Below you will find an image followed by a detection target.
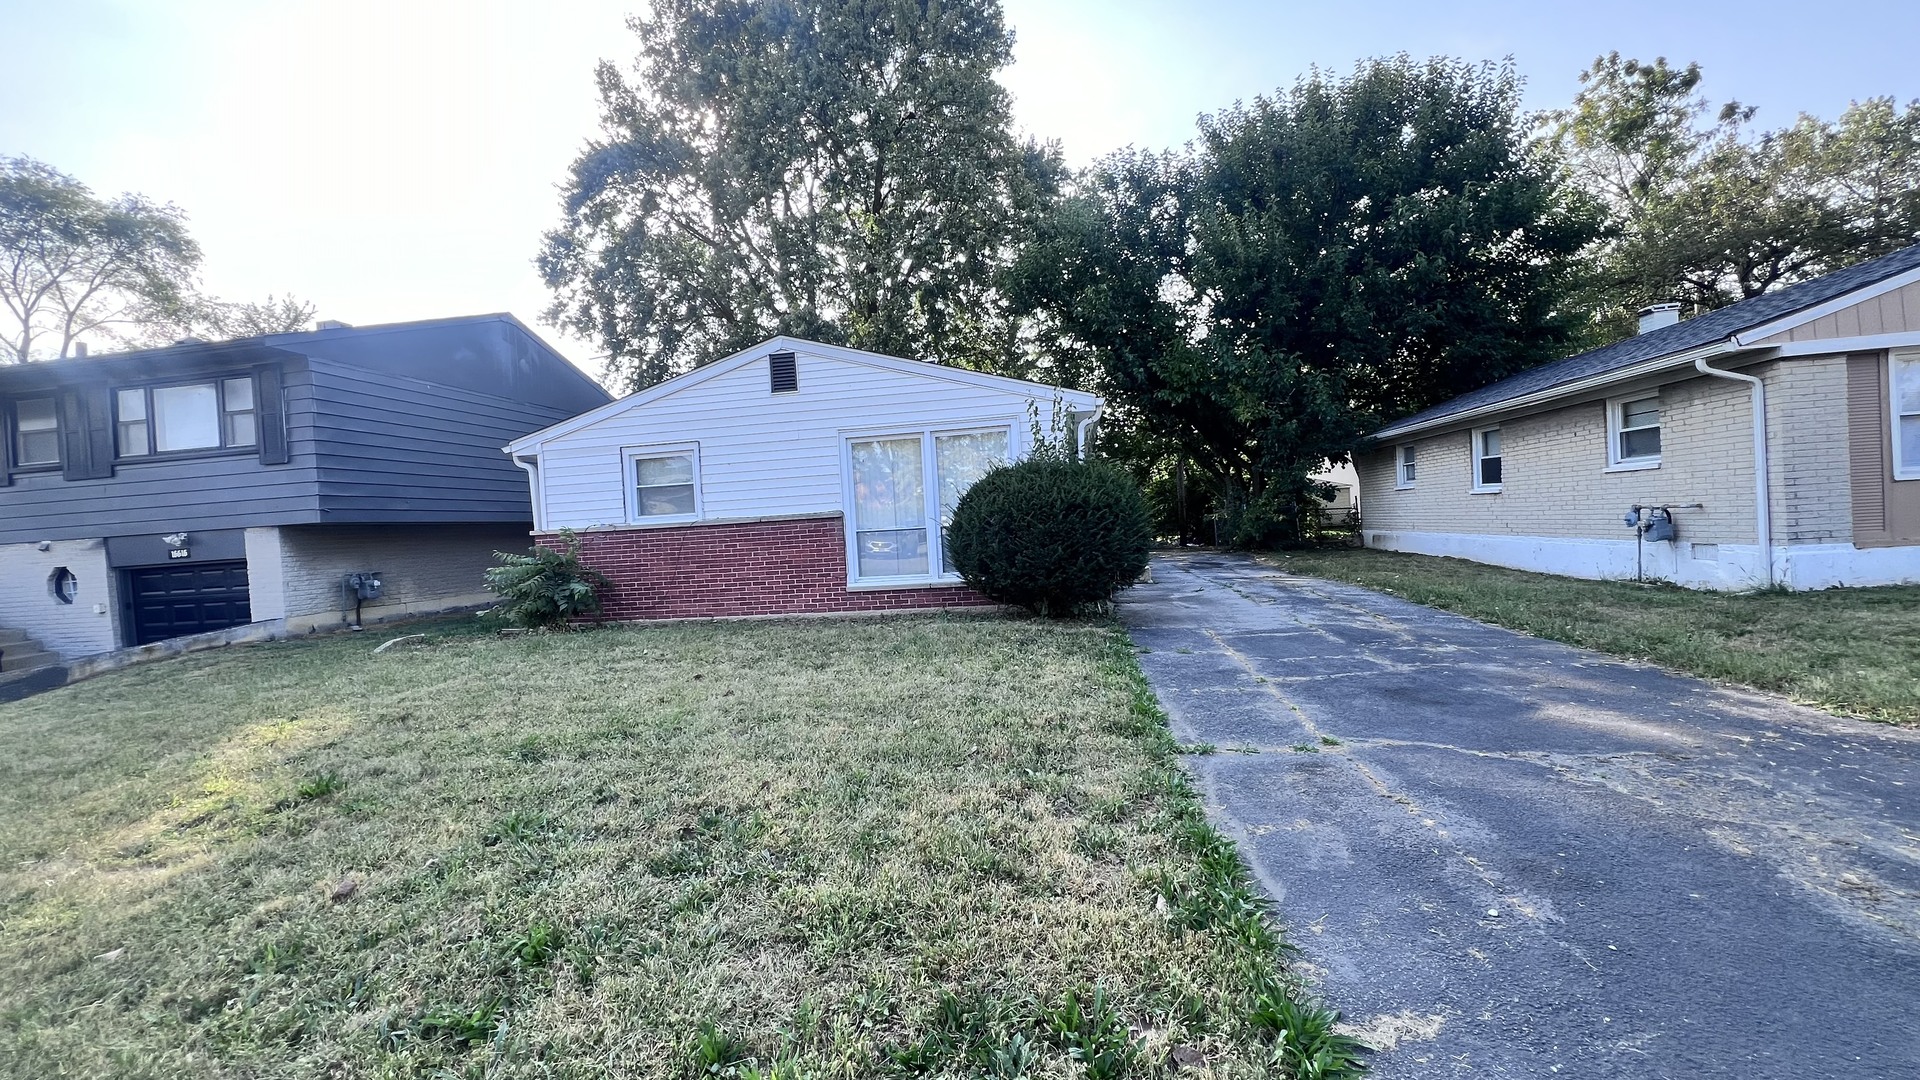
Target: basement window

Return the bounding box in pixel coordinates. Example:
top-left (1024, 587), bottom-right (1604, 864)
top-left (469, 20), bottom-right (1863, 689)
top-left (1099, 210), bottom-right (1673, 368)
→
top-left (769, 351), bottom-right (799, 394)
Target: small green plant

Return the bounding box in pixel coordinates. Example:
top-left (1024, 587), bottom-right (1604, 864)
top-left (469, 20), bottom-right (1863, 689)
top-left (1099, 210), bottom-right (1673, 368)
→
top-left (1039, 986), bottom-right (1139, 1078)
top-left (1250, 981), bottom-right (1369, 1080)
top-left (1319, 735), bottom-right (1341, 747)
top-left (484, 809), bottom-right (553, 846)
top-left (247, 936), bottom-right (307, 976)
top-left (507, 921), bottom-right (564, 967)
top-left (296, 770), bottom-right (343, 800)
top-left (692, 1022), bottom-right (750, 1075)
top-left (414, 998), bottom-right (502, 1046)
top-left (482, 528), bottom-right (612, 629)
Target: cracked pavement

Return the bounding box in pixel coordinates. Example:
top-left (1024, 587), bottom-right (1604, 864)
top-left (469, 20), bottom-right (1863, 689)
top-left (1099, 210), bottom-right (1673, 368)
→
top-left (1120, 551), bottom-right (1920, 1078)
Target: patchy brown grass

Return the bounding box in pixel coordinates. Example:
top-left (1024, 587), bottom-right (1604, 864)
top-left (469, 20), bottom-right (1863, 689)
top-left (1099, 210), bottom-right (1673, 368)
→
top-left (1266, 547), bottom-right (1920, 724)
top-left (0, 614), bottom-right (1331, 1079)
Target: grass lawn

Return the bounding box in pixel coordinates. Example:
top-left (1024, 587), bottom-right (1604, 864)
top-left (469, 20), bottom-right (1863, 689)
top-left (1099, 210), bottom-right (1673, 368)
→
top-left (1265, 547), bottom-right (1920, 724)
top-left (0, 615), bottom-right (1354, 1079)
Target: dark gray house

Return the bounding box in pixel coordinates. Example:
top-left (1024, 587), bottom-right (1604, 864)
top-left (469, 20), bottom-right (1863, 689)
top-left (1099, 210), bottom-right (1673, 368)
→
top-left (0, 314), bottom-right (610, 671)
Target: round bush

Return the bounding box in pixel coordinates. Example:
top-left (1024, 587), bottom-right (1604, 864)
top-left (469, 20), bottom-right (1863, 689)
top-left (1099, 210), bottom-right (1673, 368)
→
top-left (947, 457), bottom-right (1153, 617)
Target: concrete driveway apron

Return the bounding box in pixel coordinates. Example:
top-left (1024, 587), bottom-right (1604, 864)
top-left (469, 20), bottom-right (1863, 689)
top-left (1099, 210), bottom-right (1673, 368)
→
top-left (1121, 551), bottom-right (1920, 1079)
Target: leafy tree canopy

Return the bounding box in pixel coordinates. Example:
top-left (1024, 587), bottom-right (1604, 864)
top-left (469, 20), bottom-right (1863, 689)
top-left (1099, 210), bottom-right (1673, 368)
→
top-left (1543, 53), bottom-right (1920, 339)
top-left (1010, 56), bottom-right (1598, 544)
top-left (540, 0), bottom-right (1062, 391)
top-left (0, 155), bottom-right (200, 362)
top-left (1, 156), bottom-right (318, 361)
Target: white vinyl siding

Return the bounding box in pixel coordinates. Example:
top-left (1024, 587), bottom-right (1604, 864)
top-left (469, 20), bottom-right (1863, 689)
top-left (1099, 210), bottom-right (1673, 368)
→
top-left (533, 349), bottom-right (1064, 529)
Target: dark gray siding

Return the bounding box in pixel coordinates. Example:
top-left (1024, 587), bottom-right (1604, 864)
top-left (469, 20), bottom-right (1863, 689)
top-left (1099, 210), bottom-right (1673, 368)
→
top-left (305, 359), bottom-right (574, 522)
top-left (0, 363), bottom-right (322, 544)
top-left (0, 316), bottom-right (611, 545)
top-left (275, 317), bottom-right (609, 415)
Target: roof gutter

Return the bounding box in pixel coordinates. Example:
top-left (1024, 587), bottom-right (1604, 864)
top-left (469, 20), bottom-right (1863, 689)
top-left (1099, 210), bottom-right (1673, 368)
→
top-left (1370, 338), bottom-right (1747, 442)
top-left (1692, 356), bottom-right (1774, 588)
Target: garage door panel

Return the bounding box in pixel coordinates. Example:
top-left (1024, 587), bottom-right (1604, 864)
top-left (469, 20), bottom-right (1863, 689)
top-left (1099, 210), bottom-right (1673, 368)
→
top-left (128, 560), bottom-right (253, 645)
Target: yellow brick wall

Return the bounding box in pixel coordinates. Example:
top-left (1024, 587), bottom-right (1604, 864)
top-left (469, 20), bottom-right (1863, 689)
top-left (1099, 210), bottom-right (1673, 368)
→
top-left (1357, 357), bottom-right (1859, 548)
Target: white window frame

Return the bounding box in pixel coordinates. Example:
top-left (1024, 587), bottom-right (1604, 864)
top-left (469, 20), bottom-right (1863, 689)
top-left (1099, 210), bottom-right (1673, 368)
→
top-left (1395, 444), bottom-right (1417, 489)
top-left (840, 420), bottom-right (1019, 588)
top-left (622, 442), bottom-right (702, 524)
top-left (1469, 425), bottom-right (1503, 493)
top-left (1892, 348), bottom-right (1920, 481)
top-left (1606, 393), bottom-right (1662, 471)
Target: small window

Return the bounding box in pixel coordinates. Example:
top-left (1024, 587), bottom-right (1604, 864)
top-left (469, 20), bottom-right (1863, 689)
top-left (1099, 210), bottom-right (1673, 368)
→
top-left (222, 377), bottom-right (257, 447)
top-left (1609, 394), bottom-right (1662, 469)
top-left (1396, 444), bottom-right (1417, 488)
top-left (50, 567), bottom-right (78, 605)
top-left (627, 447), bottom-right (700, 521)
top-left (117, 377), bottom-right (257, 457)
top-left (769, 351), bottom-right (799, 394)
top-left (1472, 426), bottom-right (1502, 492)
top-left (12, 397), bottom-right (61, 467)
top-left (1893, 349), bottom-right (1920, 480)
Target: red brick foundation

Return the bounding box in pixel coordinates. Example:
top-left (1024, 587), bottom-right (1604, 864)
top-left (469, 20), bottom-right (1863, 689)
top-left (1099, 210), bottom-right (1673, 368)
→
top-left (543, 516), bottom-right (994, 621)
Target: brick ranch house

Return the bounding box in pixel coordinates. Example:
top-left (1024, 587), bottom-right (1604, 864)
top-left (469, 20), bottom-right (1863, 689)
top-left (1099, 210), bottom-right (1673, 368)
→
top-left (503, 337), bottom-right (1101, 619)
top-left (1358, 241), bottom-right (1920, 590)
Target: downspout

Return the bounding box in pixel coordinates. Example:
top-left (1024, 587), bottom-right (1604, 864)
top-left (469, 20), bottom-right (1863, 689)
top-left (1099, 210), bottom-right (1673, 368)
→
top-left (1693, 357), bottom-right (1774, 587)
top-left (1075, 406), bottom-right (1104, 462)
top-left (511, 454), bottom-right (545, 534)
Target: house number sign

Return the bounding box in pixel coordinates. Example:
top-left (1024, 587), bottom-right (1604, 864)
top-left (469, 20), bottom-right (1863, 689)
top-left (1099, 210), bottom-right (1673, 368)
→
top-left (169, 548), bottom-right (192, 559)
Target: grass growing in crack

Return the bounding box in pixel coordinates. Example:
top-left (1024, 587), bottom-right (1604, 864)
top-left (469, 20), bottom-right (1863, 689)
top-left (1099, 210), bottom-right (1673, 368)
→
top-left (1266, 547), bottom-right (1920, 724)
top-left (0, 614), bottom-right (1363, 1078)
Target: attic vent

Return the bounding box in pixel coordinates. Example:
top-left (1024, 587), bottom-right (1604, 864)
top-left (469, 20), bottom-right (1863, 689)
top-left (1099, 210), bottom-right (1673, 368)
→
top-left (316, 319), bottom-right (352, 331)
top-left (769, 351), bottom-right (798, 394)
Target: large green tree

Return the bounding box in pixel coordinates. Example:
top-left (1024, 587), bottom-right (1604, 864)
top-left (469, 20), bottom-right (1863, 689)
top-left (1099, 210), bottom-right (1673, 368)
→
top-left (0, 156), bottom-right (201, 363)
top-left (1543, 54), bottom-right (1920, 339)
top-left (1011, 57), bottom-right (1597, 544)
top-left (540, 0), bottom-right (1060, 390)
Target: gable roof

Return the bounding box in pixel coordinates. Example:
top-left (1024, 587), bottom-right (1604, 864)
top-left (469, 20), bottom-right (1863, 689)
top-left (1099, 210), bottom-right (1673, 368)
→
top-left (504, 336), bottom-right (1103, 455)
top-left (0, 312), bottom-right (608, 411)
top-left (1374, 241), bottom-right (1920, 440)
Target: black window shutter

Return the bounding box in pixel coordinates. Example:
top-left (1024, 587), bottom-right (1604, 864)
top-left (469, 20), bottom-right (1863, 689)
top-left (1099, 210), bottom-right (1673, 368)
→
top-left (255, 363), bottom-right (289, 465)
top-left (769, 351), bottom-right (798, 393)
top-left (82, 383), bottom-right (115, 478)
top-left (60, 391), bottom-right (90, 481)
top-left (0, 401), bottom-right (12, 487)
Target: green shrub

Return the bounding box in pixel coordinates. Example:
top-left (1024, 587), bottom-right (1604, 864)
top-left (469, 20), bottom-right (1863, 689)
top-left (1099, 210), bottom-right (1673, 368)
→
top-left (481, 528), bottom-right (611, 629)
top-left (946, 457), bottom-right (1152, 617)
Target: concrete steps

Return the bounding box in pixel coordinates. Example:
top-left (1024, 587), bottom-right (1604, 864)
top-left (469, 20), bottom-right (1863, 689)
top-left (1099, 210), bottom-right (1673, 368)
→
top-left (0, 628), bottom-right (61, 679)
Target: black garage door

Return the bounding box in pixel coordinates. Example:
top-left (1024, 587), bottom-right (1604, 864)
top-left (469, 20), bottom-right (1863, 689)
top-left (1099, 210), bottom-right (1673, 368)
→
top-left (127, 562), bottom-right (252, 646)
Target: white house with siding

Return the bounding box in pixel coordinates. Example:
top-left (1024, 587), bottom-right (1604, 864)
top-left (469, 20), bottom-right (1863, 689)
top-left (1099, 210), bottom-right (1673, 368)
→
top-left (503, 337), bottom-right (1101, 620)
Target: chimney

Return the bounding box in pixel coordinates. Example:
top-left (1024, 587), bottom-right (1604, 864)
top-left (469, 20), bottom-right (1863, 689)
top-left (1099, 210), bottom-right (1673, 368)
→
top-left (1637, 303), bottom-right (1681, 335)
top-left (73, 341), bottom-right (88, 358)
top-left (316, 319), bottom-right (352, 330)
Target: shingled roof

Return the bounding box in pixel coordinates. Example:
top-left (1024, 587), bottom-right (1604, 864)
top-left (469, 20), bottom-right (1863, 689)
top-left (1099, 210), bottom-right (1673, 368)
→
top-left (1373, 240), bottom-right (1920, 439)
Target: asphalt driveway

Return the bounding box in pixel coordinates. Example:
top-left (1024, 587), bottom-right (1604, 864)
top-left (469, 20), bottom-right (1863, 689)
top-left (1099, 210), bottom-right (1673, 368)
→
top-left (1122, 551), bottom-right (1920, 1079)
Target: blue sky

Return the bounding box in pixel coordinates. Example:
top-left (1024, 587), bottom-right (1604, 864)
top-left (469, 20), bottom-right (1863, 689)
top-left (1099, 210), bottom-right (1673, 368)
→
top-left (5, 0), bottom-right (1918, 372)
